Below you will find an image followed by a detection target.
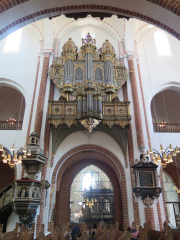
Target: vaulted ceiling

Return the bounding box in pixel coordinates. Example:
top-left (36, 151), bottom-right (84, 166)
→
top-left (0, 0), bottom-right (179, 41)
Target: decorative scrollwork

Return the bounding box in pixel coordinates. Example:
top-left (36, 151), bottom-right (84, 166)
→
top-left (64, 120), bottom-right (75, 128)
top-left (51, 120), bottom-right (63, 128)
top-left (116, 121), bottom-right (129, 128)
top-left (104, 121), bottom-right (115, 128)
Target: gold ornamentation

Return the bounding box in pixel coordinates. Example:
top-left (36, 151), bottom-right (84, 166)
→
top-left (79, 118), bottom-right (101, 132)
top-left (94, 63), bottom-right (103, 70)
top-left (64, 120), bottom-right (75, 128)
top-left (75, 64), bottom-right (83, 69)
top-left (143, 195), bottom-right (154, 207)
top-left (51, 120), bottom-right (63, 128)
top-left (104, 121), bottom-right (115, 128)
top-left (116, 121), bottom-right (129, 128)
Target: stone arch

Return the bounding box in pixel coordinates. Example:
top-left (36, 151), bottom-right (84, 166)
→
top-left (56, 159), bottom-right (123, 228)
top-left (0, 80), bottom-right (26, 128)
top-left (150, 85), bottom-right (180, 130)
top-left (51, 144), bottom-right (129, 227)
top-left (146, 82), bottom-right (180, 132)
top-left (0, 3), bottom-right (180, 41)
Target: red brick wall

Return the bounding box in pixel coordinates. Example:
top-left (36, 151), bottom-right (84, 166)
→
top-left (137, 60), bottom-right (151, 148)
top-left (1, 4), bottom-right (180, 42)
top-left (123, 82), bottom-right (140, 225)
top-left (34, 54), bottom-right (50, 135)
top-left (0, 156), bottom-right (14, 191)
top-left (157, 201), bottom-right (163, 231)
top-left (55, 159), bottom-right (123, 228)
top-left (144, 207), bottom-right (155, 230)
top-left (128, 57), bottom-right (145, 149)
top-left (51, 144), bottom-right (129, 227)
top-left (26, 56), bottom-right (40, 145)
top-left (36, 80), bottom-right (54, 236)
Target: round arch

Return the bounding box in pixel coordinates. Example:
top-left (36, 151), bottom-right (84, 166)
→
top-left (56, 159), bottom-right (123, 227)
top-left (0, 2), bottom-right (180, 41)
top-left (50, 144), bottom-right (129, 227)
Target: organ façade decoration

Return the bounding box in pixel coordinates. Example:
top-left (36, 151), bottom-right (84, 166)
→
top-left (48, 33), bottom-right (131, 161)
top-left (132, 154), bottom-right (162, 207)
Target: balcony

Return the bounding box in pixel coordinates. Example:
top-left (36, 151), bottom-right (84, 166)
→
top-left (0, 121), bottom-right (23, 130)
top-left (153, 123), bottom-right (180, 132)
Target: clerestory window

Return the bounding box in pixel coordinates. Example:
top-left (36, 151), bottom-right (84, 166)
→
top-left (154, 31), bottom-right (172, 57)
top-left (3, 28), bottom-right (22, 53)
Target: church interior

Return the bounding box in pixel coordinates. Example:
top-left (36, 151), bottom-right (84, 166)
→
top-left (0, 1), bottom-right (180, 240)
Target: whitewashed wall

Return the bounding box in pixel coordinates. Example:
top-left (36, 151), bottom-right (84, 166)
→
top-left (137, 26), bottom-right (180, 150)
top-left (0, 27), bottom-right (40, 160)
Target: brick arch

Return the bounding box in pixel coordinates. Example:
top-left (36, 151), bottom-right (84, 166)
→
top-left (51, 144), bottom-right (129, 227)
top-left (1, 3), bottom-right (180, 41)
top-left (56, 159), bottom-right (123, 228)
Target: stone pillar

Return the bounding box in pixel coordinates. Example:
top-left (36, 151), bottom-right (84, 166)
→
top-left (136, 59), bottom-right (151, 148)
top-left (34, 52), bottom-right (50, 136)
top-left (36, 81), bottom-right (54, 236)
top-left (26, 56), bottom-right (41, 145)
top-left (123, 82), bottom-right (140, 226)
top-left (127, 54), bottom-right (145, 152)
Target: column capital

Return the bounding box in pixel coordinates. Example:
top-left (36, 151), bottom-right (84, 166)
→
top-left (127, 51), bottom-right (135, 61)
top-left (43, 51), bottom-right (51, 58)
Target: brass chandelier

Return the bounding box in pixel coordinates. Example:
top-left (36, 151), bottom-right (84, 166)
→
top-left (0, 143), bottom-right (31, 168)
top-left (146, 144), bottom-right (180, 167)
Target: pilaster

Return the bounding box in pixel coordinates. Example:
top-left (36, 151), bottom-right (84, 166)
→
top-left (34, 52), bottom-right (51, 136)
top-left (123, 82), bottom-right (140, 226)
top-left (127, 54), bottom-right (145, 152)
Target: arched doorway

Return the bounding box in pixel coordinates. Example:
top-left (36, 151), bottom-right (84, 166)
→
top-left (70, 164), bottom-right (114, 225)
top-left (55, 159), bottom-right (123, 229)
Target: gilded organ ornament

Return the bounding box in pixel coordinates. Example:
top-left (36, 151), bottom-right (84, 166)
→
top-left (48, 33), bottom-right (131, 133)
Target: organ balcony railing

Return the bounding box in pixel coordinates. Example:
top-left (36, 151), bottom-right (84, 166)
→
top-left (0, 121), bottom-right (23, 130)
top-left (153, 123), bottom-right (180, 133)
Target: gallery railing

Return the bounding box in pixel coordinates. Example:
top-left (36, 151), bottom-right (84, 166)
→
top-left (0, 121), bottom-right (23, 130)
top-left (153, 123), bottom-right (180, 133)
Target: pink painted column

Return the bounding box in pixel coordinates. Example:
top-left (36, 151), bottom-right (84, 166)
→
top-left (26, 56), bottom-right (41, 145)
top-left (34, 52), bottom-right (50, 136)
top-left (128, 54), bottom-right (145, 152)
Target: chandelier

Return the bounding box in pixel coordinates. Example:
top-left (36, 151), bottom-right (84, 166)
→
top-left (0, 143), bottom-right (31, 168)
top-left (85, 198), bottom-right (94, 208)
top-left (158, 120), bottom-right (166, 128)
top-left (146, 144), bottom-right (180, 167)
top-left (6, 118), bottom-right (17, 125)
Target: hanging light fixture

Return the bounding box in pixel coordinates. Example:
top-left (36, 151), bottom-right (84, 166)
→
top-left (146, 144), bottom-right (180, 167)
top-left (6, 118), bottom-right (17, 125)
top-left (0, 144), bottom-right (31, 168)
top-left (158, 120), bottom-right (166, 128)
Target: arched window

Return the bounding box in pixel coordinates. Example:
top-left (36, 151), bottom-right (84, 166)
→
top-left (162, 172), bottom-right (179, 228)
top-left (70, 165), bottom-right (114, 223)
top-left (0, 86), bottom-right (25, 130)
top-left (3, 29), bottom-right (22, 53)
top-left (95, 67), bottom-right (102, 82)
top-left (150, 89), bottom-right (180, 132)
top-left (154, 31), bottom-right (172, 57)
